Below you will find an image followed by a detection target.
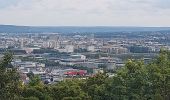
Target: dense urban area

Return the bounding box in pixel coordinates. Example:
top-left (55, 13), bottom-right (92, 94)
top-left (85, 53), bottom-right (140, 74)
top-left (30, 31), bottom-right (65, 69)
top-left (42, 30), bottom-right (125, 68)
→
top-left (0, 27), bottom-right (170, 100)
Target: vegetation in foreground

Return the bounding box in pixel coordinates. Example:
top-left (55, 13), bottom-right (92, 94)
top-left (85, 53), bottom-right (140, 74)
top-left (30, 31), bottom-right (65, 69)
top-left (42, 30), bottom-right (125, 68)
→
top-left (0, 50), bottom-right (170, 100)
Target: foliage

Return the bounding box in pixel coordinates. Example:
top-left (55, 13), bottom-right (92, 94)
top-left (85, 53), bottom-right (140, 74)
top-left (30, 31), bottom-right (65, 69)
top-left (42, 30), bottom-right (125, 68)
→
top-left (28, 75), bottom-right (43, 87)
top-left (0, 52), bottom-right (21, 100)
top-left (50, 80), bottom-right (91, 100)
top-left (0, 50), bottom-right (170, 100)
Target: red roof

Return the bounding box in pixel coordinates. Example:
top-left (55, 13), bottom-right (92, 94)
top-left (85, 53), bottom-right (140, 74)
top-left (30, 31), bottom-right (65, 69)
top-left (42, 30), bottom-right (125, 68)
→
top-left (64, 70), bottom-right (87, 76)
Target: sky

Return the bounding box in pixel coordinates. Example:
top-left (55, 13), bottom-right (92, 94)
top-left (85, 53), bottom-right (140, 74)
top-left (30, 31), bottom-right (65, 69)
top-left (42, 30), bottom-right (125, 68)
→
top-left (0, 0), bottom-right (170, 26)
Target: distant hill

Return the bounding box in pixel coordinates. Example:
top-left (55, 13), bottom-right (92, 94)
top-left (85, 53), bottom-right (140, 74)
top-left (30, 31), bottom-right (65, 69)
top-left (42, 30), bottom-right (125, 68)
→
top-left (0, 25), bottom-right (170, 33)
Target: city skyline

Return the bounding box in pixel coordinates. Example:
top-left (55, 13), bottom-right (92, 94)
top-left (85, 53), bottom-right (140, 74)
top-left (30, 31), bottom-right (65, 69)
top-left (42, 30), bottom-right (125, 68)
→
top-left (0, 0), bottom-right (170, 26)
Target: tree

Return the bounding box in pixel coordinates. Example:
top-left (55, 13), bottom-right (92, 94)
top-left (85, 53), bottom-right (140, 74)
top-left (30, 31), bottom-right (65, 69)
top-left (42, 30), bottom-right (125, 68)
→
top-left (145, 50), bottom-right (170, 100)
top-left (83, 73), bottom-right (109, 100)
top-left (50, 80), bottom-right (91, 100)
top-left (106, 60), bottom-right (147, 100)
top-left (0, 50), bottom-right (170, 100)
top-left (107, 50), bottom-right (170, 100)
top-left (0, 52), bottom-right (21, 99)
top-left (28, 75), bottom-right (43, 87)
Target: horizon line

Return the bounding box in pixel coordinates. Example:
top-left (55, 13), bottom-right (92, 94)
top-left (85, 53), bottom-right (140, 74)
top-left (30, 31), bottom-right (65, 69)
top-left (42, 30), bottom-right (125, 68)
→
top-left (1, 24), bottom-right (170, 28)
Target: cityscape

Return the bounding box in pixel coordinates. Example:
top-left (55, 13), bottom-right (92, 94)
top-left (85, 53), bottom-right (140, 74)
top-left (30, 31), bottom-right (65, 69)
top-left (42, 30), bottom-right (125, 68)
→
top-left (0, 0), bottom-right (170, 100)
top-left (0, 26), bottom-right (170, 84)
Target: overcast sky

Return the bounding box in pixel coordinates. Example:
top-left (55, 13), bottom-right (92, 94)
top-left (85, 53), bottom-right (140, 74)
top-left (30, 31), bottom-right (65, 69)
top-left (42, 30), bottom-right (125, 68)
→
top-left (0, 0), bottom-right (170, 26)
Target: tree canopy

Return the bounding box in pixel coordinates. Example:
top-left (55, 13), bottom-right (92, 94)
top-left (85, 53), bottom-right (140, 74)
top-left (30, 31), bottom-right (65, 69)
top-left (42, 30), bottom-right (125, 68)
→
top-left (0, 50), bottom-right (170, 100)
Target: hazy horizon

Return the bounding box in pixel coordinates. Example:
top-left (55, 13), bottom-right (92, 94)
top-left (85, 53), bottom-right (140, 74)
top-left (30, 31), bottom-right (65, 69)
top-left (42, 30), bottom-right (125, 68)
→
top-left (1, 24), bottom-right (170, 27)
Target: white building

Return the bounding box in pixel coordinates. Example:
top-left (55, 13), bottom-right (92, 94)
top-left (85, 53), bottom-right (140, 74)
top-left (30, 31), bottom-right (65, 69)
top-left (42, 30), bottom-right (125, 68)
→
top-left (65, 45), bottom-right (74, 53)
top-left (87, 46), bottom-right (95, 52)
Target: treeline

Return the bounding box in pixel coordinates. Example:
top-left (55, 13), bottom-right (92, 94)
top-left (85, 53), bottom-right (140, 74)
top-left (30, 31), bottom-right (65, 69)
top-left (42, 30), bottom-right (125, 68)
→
top-left (0, 50), bottom-right (170, 100)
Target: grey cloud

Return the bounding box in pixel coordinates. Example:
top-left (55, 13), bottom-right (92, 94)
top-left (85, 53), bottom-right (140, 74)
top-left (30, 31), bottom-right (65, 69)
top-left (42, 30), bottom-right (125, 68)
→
top-left (0, 0), bottom-right (170, 26)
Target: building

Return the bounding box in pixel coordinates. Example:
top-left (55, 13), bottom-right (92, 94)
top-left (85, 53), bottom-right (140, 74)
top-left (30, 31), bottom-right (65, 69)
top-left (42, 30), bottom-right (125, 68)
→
top-left (65, 45), bottom-right (74, 53)
top-left (59, 54), bottom-right (86, 65)
top-left (87, 45), bottom-right (95, 52)
top-left (101, 45), bottom-right (128, 54)
top-left (12, 60), bottom-right (45, 74)
top-left (95, 57), bottom-right (116, 70)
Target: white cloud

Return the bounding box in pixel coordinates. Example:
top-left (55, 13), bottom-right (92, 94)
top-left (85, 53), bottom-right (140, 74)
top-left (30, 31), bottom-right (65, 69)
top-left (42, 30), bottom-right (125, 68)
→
top-left (0, 0), bottom-right (170, 26)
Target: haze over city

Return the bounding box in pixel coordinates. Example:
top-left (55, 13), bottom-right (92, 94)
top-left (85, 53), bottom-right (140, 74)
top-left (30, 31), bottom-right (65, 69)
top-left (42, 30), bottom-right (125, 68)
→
top-left (0, 0), bottom-right (170, 26)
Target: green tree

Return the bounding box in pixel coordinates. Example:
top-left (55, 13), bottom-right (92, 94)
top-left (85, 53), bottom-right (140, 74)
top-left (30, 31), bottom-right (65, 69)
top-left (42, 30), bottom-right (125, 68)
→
top-left (28, 75), bottom-right (43, 87)
top-left (50, 80), bottom-right (90, 100)
top-left (145, 50), bottom-right (170, 100)
top-left (83, 73), bottom-right (109, 100)
top-left (107, 60), bottom-right (147, 100)
top-left (107, 50), bottom-right (170, 100)
top-left (0, 53), bottom-right (21, 99)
